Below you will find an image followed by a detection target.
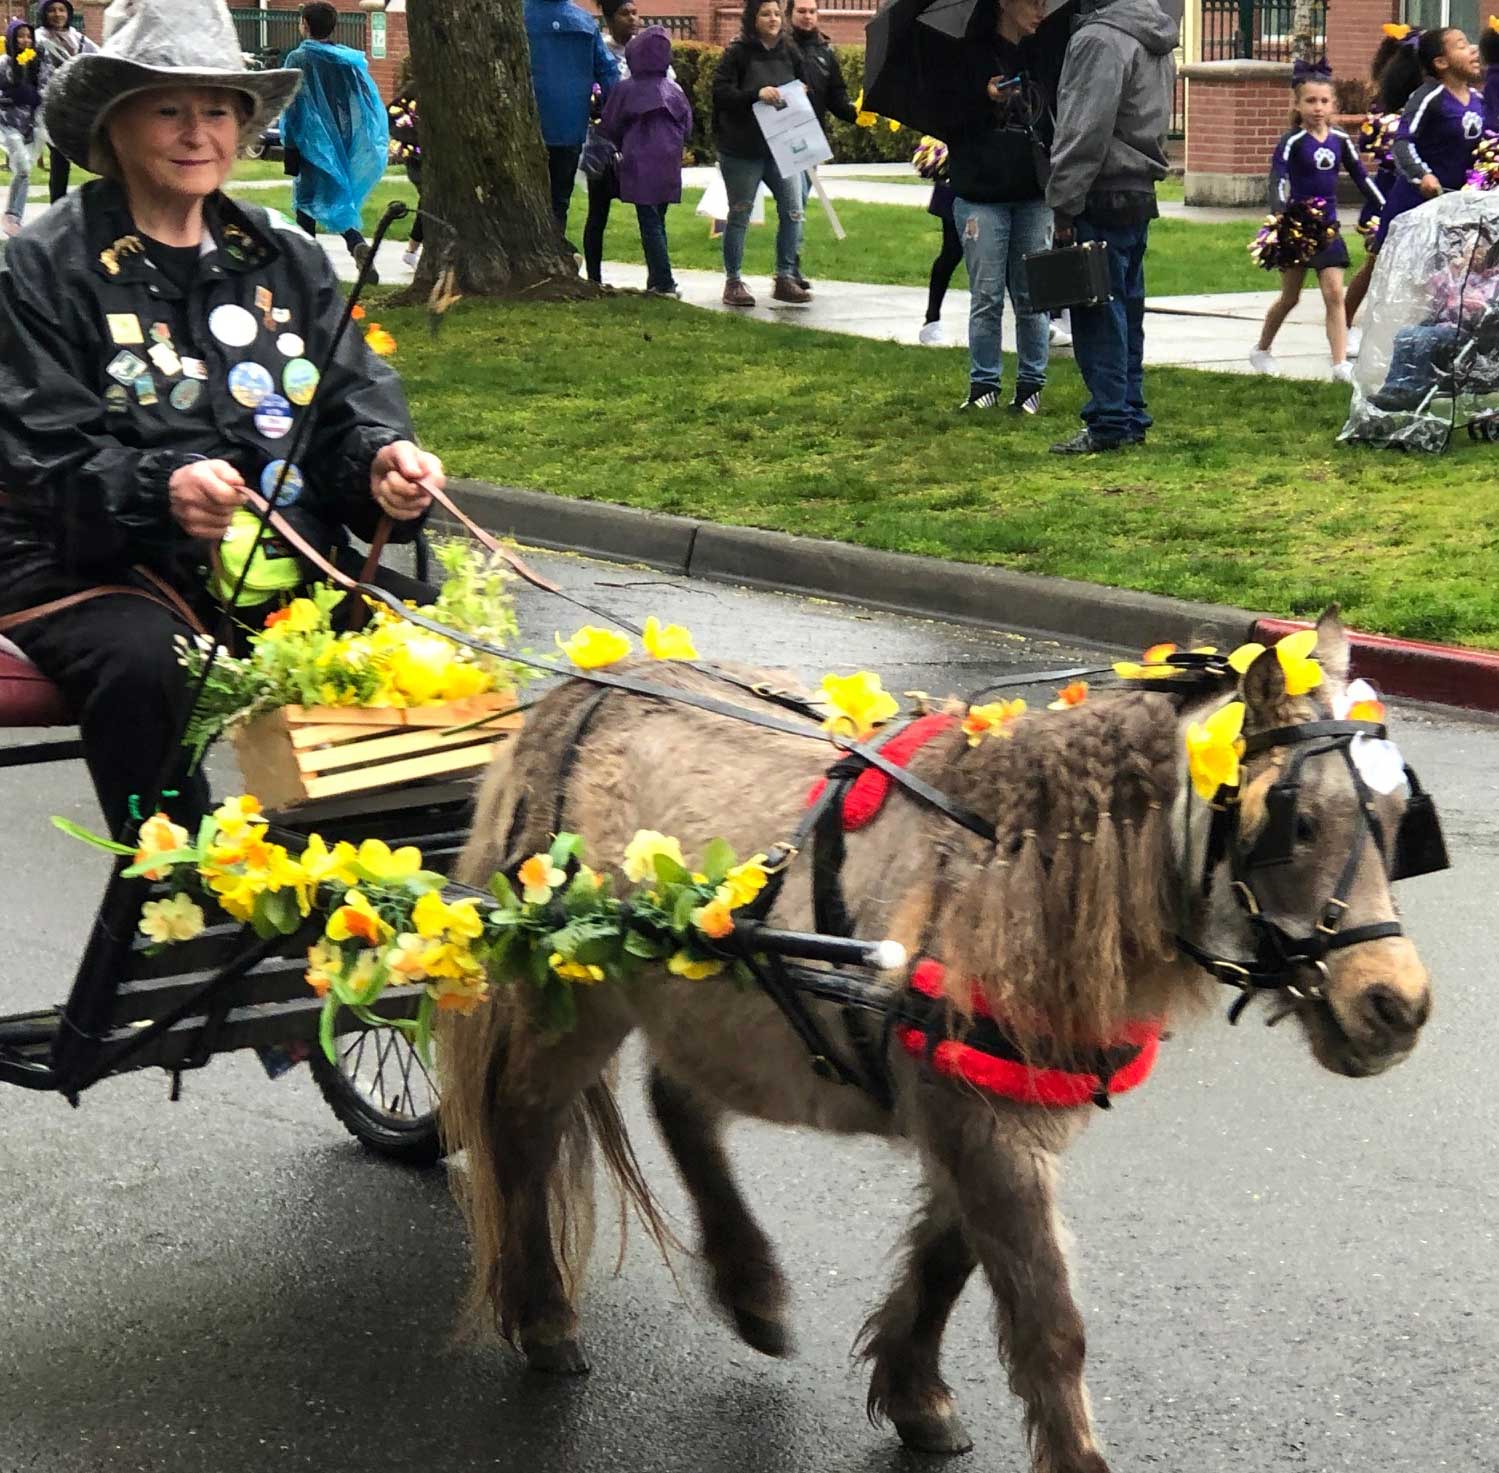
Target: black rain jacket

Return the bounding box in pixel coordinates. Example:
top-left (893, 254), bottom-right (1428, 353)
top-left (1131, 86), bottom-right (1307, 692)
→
top-left (0, 179), bottom-right (421, 617)
top-left (789, 27), bottom-right (857, 132)
top-left (711, 35), bottom-right (808, 161)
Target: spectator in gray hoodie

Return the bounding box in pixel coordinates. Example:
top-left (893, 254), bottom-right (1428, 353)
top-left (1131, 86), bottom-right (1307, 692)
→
top-left (1044, 0), bottom-right (1177, 454)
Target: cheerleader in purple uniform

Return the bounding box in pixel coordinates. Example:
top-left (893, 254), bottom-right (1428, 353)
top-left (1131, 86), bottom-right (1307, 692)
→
top-left (1481, 17), bottom-right (1499, 123)
top-left (1375, 27), bottom-right (1485, 248)
top-left (1249, 61), bottom-right (1383, 382)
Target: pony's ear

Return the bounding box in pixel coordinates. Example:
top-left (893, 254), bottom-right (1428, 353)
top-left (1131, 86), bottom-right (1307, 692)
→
top-left (1241, 643), bottom-right (1287, 721)
top-left (1314, 604), bottom-right (1351, 689)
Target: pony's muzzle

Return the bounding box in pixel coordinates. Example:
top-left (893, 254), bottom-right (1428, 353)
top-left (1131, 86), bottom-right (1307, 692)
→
top-left (1357, 980), bottom-right (1431, 1047)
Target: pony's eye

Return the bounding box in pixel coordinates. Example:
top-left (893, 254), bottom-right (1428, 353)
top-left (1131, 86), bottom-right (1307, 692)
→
top-left (1295, 815), bottom-right (1318, 846)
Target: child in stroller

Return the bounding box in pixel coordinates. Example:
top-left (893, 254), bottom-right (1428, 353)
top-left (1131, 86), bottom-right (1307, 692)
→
top-left (1370, 239), bottom-right (1499, 410)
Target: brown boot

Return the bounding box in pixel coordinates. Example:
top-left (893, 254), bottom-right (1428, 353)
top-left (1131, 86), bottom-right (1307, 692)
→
top-left (722, 278), bottom-right (756, 308)
top-left (772, 274), bottom-right (812, 304)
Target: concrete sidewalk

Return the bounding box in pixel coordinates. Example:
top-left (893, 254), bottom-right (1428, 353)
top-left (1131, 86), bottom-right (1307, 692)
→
top-left (346, 232), bottom-right (1338, 381)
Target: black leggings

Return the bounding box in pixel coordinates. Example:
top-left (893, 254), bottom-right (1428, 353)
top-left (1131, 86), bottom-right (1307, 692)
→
top-left (582, 168), bottom-right (615, 283)
top-left (49, 149), bottom-right (69, 203)
top-left (926, 211), bottom-right (964, 325)
top-left (296, 210), bottom-right (367, 252)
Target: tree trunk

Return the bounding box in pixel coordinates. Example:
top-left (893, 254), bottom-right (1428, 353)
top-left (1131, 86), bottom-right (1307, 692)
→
top-left (1290, 0), bottom-right (1318, 64)
top-left (404, 0), bottom-right (582, 299)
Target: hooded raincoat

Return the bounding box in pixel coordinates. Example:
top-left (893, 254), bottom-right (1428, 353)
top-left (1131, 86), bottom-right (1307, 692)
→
top-left (1045, 0), bottom-right (1178, 226)
top-left (599, 27), bottom-right (692, 206)
top-left (0, 21), bottom-right (47, 149)
top-left (281, 38), bottom-right (388, 234)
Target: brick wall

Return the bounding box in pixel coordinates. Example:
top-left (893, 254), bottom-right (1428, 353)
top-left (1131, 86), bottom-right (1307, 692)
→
top-left (637, 0), bottom-right (870, 46)
top-left (1324, 0), bottom-right (1397, 83)
top-left (1182, 61), bottom-right (1292, 205)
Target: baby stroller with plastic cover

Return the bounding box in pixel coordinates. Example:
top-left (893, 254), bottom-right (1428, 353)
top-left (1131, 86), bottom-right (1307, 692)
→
top-left (1339, 191), bottom-right (1499, 452)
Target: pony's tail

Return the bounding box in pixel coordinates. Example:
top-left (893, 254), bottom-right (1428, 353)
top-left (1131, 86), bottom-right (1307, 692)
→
top-left (440, 991), bottom-right (674, 1343)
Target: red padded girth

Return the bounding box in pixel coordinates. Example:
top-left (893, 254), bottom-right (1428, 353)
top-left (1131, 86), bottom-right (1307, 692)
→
top-left (897, 958), bottom-right (1162, 1108)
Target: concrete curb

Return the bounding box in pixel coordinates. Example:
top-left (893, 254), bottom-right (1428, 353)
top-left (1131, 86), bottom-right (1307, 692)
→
top-left (447, 481), bottom-right (1499, 715)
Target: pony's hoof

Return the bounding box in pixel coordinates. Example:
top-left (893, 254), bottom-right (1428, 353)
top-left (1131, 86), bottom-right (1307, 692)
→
top-left (893, 1409), bottom-right (974, 1456)
top-left (523, 1336), bottom-right (591, 1375)
top-left (731, 1306), bottom-right (794, 1358)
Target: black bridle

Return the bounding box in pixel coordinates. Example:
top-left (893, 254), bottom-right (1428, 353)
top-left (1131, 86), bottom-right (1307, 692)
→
top-left (1174, 716), bottom-right (1450, 1022)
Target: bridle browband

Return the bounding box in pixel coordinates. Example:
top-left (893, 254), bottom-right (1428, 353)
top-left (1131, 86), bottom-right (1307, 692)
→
top-left (1174, 715), bottom-right (1449, 1023)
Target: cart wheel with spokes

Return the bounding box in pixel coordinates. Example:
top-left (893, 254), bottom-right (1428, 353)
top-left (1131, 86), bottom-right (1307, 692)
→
top-left (309, 1025), bottom-right (445, 1167)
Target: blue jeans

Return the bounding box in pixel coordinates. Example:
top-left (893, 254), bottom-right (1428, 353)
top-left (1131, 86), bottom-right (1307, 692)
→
top-left (1069, 216), bottom-right (1152, 444)
top-left (951, 197), bottom-right (1051, 392)
top-left (637, 203), bottom-right (676, 293)
top-left (719, 151), bottom-right (803, 280)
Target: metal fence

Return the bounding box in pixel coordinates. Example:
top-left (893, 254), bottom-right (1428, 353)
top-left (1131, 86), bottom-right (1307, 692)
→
top-left (229, 7), bottom-right (367, 67)
top-left (1199, 0), bottom-right (1326, 61)
top-left (643, 13), bottom-right (697, 36)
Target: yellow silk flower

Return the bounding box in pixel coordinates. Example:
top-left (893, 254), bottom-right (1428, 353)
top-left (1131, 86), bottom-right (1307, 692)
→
top-left (642, 615), bottom-right (698, 661)
top-left (134, 813), bottom-right (191, 881)
top-left (691, 897), bottom-right (735, 940)
top-left (557, 625), bottom-right (632, 669)
top-left (622, 830), bottom-right (686, 884)
top-left (667, 950), bottom-right (725, 980)
top-left (1047, 682), bottom-right (1088, 711)
top-left (517, 853), bottom-right (566, 904)
top-left (1184, 701), bottom-right (1246, 801)
top-left (821, 671), bottom-right (899, 739)
top-left (1227, 629), bottom-right (1322, 695)
top-left (364, 323), bottom-right (397, 356)
top-left (962, 698), bottom-right (1026, 745)
top-left (138, 894), bottom-right (205, 945)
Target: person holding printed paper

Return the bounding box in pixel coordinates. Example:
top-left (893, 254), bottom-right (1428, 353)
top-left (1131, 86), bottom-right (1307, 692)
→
top-left (787, 0), bottom-right (856, 289)
top-left (712, 0), bottom-right (810, 307)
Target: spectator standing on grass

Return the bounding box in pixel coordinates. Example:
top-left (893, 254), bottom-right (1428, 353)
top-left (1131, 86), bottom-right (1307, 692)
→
top-left (787, 0), bottom-right (855, 290)
top-left (600, 25), bottom-right (691, 297)
top-left (526, 0), bottom-right (619, 253)
top-left (582, 0), bottom-right (638, 285)
top-left (1045, 0), bottom-right (1177, 454)
top-left (33, 0), bottom-right (93, 204)
top-left (943, 0), bottom-right (1075, 414)
top-left (712, 0), bottom-right (810, 308)
top-left (282, 1), bottom-right (388, 282)
top-left (0, 20), bottom-right (47, 237)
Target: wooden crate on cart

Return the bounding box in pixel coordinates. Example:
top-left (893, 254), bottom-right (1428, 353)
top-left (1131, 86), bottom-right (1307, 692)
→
top-left (231, 692), bottom-right (521, 809)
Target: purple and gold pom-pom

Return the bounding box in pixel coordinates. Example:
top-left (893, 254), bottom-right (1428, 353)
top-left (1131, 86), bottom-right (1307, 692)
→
top-left (1248, 197), bottom-right (1338, 270)
top-left (1466, 133), bottom-right (1499, 191)
top-left (912, 136), bottom-right (949, 181)
top-left (1359, 111), bottom-right (1401, 168)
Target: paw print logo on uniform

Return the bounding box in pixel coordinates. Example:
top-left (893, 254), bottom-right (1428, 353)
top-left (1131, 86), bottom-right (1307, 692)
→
top-left (1464, 110), bottom-right (1484, 140)
top-left (1313, 146), bottom-right (1336, 171)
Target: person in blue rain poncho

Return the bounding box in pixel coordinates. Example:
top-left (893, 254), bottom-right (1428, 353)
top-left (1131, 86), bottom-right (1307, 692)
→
top-left (281, 1), bottom-right (388, 280)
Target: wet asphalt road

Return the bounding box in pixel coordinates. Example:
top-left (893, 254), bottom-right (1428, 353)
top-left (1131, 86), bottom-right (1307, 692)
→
top-left (1, 553), bottom-right (1497, 1473)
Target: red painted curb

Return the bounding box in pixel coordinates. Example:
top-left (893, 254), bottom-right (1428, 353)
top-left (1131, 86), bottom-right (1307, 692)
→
top-left (1253, 617), bottom-right (1499, 715)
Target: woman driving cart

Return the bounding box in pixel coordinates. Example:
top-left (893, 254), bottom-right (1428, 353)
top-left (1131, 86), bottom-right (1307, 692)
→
top-left (0, 0), bottom-right (443, 838)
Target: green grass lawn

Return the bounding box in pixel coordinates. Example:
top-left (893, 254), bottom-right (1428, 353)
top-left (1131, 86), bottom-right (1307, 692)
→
top-left (371, 292), bottom-right (1499, 648)
top-left (251, 178), bottom-right (1267, 296)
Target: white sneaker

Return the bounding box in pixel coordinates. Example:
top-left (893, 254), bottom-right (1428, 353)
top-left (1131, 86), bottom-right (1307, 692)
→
top-left (1049, 319), bottom-right (1072, 347)
top-left (1248, 348), bottom-right (1280, 376)
top-left (401, 247), bottom-right (420, 269)
top-left (918, 320), bottom-right (946, 346)
top-left (1346, 326), bottom-right (1362, 359)
top-left (1331, 361), bottom-right (1354, 384)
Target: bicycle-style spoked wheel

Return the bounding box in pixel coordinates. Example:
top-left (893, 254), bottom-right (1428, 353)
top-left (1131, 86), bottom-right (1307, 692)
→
top-left (308, 1024), bottom-right (445, 1167)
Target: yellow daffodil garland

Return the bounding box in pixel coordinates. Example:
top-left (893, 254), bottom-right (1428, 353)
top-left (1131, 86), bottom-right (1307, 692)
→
top-left (56, 796), bottom-right (776, 1057)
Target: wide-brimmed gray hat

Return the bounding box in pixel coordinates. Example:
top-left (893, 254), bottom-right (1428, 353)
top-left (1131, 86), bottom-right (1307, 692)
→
top-left (43, 0), bottom-right (302, 174)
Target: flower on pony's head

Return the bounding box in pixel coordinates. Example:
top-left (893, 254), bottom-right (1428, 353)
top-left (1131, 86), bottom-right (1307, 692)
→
top-left (820, 671), bottom-right (899, 740)
top-left (1047, 682), bottom-right (1089, 711)
top-left (1227, 629), bottom-right (1323, 696)
top-left (692, 897), bottom-right (735, 940)
top-left (717, 854), bottom-right (769, 910)
top-left (517, 853), bottom-right (566, 904)
top-left (1184, 701), bottom-right (1246, 801)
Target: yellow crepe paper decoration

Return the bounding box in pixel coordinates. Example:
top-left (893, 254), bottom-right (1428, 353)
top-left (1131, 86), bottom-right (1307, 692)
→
top-left (821, 671), bottom-right (900, 740)
top-left (557, 625), bottom-right (632, 669)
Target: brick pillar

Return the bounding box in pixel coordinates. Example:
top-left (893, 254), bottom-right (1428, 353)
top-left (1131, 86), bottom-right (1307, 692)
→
top-left (78, 0), bottom-right (106, 43)
top-left (1325, 0), bottom-right (1397, 83)
top-left (1181, 58), bottom-right (1292, 207)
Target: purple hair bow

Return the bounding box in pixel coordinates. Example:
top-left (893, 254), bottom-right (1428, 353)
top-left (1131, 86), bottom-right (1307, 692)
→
top-left (1291, 56), bottom-right (1333, 86)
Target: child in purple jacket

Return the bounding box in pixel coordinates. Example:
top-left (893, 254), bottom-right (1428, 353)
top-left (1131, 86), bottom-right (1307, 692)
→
top-left (600, 26), bottom-right (693, 296)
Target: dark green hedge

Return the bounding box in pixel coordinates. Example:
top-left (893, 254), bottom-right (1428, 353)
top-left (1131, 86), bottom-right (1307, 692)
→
top-left (672, 40), bottom-right (923, 166)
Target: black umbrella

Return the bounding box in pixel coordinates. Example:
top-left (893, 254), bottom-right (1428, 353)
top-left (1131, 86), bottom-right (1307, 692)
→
top-left (861, 0), bottom-right (998, 139)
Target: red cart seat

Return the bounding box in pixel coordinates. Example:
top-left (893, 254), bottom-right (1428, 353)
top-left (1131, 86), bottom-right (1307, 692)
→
top-left (0, 633), bottom-right (71, 727)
